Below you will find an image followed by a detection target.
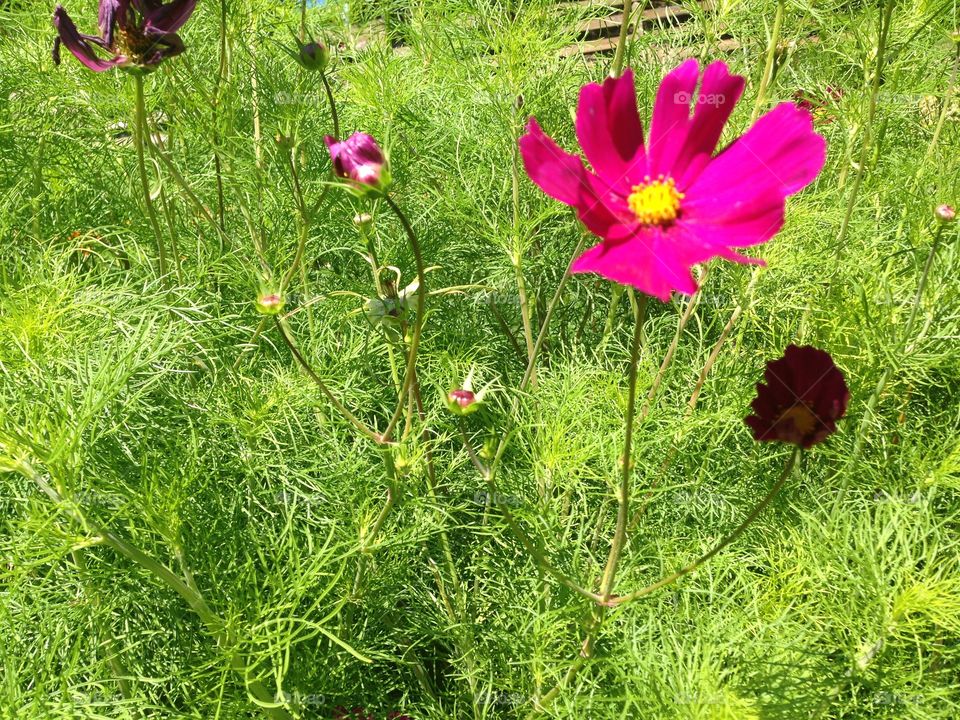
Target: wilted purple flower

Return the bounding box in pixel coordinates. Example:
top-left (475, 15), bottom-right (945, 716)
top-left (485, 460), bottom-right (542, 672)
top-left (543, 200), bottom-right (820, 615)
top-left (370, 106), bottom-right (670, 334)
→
top-left (52, 0), bottom-right (197, 73)
top-left (324, 132), bottom-right (390, 194)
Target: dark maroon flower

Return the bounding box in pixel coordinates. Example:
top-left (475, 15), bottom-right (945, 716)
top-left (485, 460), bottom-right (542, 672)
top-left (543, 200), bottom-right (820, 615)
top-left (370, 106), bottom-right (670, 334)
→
top-left (52, 0), bottom-right (197, 73)
top-left (324, 132), bottom-right (390, 193)
top-left (745, 344), bottom-right (849, 449)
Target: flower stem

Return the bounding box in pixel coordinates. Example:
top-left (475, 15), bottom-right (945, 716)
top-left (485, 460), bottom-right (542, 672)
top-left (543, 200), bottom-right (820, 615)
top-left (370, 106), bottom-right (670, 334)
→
top-left (321, 72), bottom-right (340, 141)
top-left (609, 447), bottom-right (800, 606)
top-left (70, 548), bottom-right (139, 714)
top-left (893, 42), bottom-right (959, 243)
top-left (641, 267), bottom-right (708, 420)
top-left (834, 0), bottom-right (895, 261)
top-left (350, 462), bottom-right (397, 599)
top-left (480, 237), bottom-right (602, 601)
top-left (750, 0), bottom-right (785, 123)
top-left (578, 294), bottom-right (646, 663)
top-left (686, 269), bottom-right (760, 414)
top-left (609, 0), bottom-right (635, 79)
top-left (381, 195), bottom-right (428, 443)
top-left (213, 0), bottom-right (229, 237)
top-left (273, 317), bottom-right (381, 442)
top-left (18, 459), bottom-right (292, 720)
top-left (598, 293), bottom-right (647, 602)
top-left (132, 74), bottom-right (168, 281)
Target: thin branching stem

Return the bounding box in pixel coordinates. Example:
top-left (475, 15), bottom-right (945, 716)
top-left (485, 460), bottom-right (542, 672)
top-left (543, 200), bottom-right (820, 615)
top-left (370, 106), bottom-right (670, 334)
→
top-left (273, 317), bottom-right (381, 442)
top-left (132, 74), bottom-right (168, 281)
top-left (381, 195), bottom-right (428, 442)
top-left (750, 0), bottom-right (785, 123)
top-left (611, 448), bottom-right (800, 605)
top-left (832, 220), bottom-right (948, 516)
top-left (16, 459), bottom-right (292, 720)
top-left (834, 0), bottom-right (895, 259)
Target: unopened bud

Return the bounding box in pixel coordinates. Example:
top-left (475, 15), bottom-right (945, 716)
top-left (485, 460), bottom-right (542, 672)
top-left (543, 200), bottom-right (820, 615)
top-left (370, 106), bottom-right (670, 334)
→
top-left (935, 204), bottom-right (956, 223)
top-left (298, 41), bottom-right (329, 72)
top-left (446, 367), bottom-right (491, 416)
top-left (448, 389), bottom-right (476, 410)
top-left (256, 293), bottom-right (285, 315)
top-left (354, 212), bottom-right (374, 231)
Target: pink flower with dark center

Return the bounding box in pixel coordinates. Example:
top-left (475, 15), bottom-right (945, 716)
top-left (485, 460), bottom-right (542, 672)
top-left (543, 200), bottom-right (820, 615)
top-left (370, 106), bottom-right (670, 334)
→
top-left (745, 344), bottom-right (849, 449)
top-left (519, 60), bottom-right (827, 301)
top-left (324, 132), bottom-right (389, 191)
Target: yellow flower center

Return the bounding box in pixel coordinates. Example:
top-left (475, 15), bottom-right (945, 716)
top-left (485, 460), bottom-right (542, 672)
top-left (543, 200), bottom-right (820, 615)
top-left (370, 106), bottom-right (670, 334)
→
top-left (627, 175), bottom-right (684, 225)
top-left (778, 405), bottom-right (818, 435)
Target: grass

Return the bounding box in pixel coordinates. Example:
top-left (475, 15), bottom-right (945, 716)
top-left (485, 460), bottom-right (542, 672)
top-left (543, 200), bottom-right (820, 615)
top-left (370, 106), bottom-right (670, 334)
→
top-left (2, 0), bottom-right (960, 717)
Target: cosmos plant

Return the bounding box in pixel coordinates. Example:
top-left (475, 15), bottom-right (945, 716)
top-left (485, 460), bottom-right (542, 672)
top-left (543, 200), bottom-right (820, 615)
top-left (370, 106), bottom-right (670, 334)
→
top-left (519, 60), bottom-right (826, 300)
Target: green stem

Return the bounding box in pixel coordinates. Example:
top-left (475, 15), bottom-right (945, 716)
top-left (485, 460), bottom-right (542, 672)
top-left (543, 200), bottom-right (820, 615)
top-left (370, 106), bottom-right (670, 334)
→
top-left (381, 196), bottom-right (428, 443)
top-left (610, 447), bottom-right (800, 606)
top-left (834, 0), bottom-right (895, 260)
top-left (274, 317), bottom-right (381, 442)
top-left (481, 237), bottom-right (600, 601)
top-left (832, 222), bottom-right (947, 516)
top-left (687, 269), bottom-right (760, 414)
top-left (580, 294), bottom-right (646, 661)
top-left (132, 74), bottom-right (167, 280)
top-left (750, 0), bottom-right (785, 123)
top-left (19, 460), bottom-right (291, 720)
top-left (214, 0), bottom-right (229, 236)
top-left (894, 43), bottom-right (959, 243)
top-left (609, 0), bottom-right (635, 79)
top-left (510, 100), bottom-right (537, 385)
top-left (321, 72), bottom-right (340, 141)
top-left (70, 548), bottom-right (139, 715)
top-left (350, 470), bottom-right (397, 599)
top-left (600, 285), bottom-right (624, 348)
top-left (598, 294), bottom-right (646, 602)
top-left (641, 267), bottom-right (708, 420)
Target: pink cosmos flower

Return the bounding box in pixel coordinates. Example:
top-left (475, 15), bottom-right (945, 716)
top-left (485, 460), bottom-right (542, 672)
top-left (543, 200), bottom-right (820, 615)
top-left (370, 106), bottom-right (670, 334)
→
top-left (324, 132), bottom-right (389, 192)
top-left (519, 60), bottom-right (827, 301)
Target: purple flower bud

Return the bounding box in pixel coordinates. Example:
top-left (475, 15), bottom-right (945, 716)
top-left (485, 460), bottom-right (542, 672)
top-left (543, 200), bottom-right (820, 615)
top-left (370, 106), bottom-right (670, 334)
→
top-left (448, 389), bottom-right (476, 409)
top-left (324, 132), bottom-right (389, 193)
top-left (256, 293), bottom-right (285, 315)
top-left (298, 40), bottom-right (329, 72)
top-left (935, 204), bottom-right (956, 223)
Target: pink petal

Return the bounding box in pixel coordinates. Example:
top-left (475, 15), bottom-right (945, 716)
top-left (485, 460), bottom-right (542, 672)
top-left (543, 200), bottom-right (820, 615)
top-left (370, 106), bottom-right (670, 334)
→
top-left (647, 58), bottom-right (700, 178)
top-left (575, 69), bottom-right (647, 192)
top-left (671, 61), bottom-right (745, 188)
top-left (676, 186), bottom-right (786, 262)
top-left (518, 118), bottom-right (590, 206)
top-left (683, 102), bottom-right (826, 213)
top-left (570, 226), bottom-right (699, 301)
top-left (519, 118), bottom-right (626, 239)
